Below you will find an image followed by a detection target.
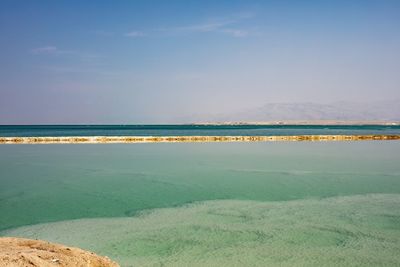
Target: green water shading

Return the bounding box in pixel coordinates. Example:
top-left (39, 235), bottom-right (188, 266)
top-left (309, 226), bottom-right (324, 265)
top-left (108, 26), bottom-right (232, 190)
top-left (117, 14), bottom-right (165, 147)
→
top-left (3, 194), bottom-right (400, 266)
top-left (1, 142), bottom-right (400, 231)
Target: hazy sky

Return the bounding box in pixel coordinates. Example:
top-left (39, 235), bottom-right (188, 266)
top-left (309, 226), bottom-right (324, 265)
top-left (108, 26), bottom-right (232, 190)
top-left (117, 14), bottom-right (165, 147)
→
top-left (1, 0), bottom-right (399, 124)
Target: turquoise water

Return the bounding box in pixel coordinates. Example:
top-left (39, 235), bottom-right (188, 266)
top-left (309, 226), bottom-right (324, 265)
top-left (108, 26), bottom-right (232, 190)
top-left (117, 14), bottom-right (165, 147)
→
top-left (5, 195), bottom-right (400, 267)
top-left (1, 124), bottom-right (400, 137)
top-left (1, 141), bottom-right (400, 266)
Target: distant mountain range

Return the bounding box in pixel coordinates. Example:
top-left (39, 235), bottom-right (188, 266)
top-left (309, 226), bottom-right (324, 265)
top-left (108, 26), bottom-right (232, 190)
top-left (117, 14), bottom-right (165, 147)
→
top-left (185, 100), bottom-right (400, 123)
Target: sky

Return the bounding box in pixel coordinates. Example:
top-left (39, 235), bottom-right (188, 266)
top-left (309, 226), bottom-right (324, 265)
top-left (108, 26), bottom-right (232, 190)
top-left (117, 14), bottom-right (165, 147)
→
top-left (0, 0), bottom-right (399, 124)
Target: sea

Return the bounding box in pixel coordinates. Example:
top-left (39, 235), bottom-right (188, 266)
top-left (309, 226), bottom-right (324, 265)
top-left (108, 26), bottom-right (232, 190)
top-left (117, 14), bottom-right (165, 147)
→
top-left (0, 125), bottom-right (399, 266)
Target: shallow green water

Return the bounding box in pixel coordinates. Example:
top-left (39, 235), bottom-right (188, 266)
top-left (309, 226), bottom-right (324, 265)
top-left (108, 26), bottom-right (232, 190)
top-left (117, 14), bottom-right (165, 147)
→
top-left (1, 141), bottom-right (400, 266)
top-left (4, 195), bottom-right (400, 267)
top-left (1, 142), bottom-right (400, 231)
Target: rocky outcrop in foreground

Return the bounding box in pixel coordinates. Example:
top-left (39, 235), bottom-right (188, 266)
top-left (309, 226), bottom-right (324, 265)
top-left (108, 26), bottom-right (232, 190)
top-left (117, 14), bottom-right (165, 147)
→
top-left (0, 237), bottom-right (119, 267)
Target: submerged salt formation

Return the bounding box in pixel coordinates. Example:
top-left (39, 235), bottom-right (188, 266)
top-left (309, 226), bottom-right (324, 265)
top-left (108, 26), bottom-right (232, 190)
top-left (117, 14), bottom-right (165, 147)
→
top-left (0, 237), bottom-right (119, 267)
top-left (3, 194), bottom-right (400, 267)
top-left (0, 134), bottom-right (400, 144)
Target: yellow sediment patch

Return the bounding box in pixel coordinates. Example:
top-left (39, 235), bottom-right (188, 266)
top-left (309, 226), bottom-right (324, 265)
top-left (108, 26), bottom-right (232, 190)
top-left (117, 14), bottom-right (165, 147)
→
top-left (0, 135), bottom-right (400, 144)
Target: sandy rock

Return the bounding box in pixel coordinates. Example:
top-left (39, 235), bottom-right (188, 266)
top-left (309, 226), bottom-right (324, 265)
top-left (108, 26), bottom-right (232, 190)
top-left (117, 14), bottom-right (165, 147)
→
top-left (0, 237), bottom-right (119, 267)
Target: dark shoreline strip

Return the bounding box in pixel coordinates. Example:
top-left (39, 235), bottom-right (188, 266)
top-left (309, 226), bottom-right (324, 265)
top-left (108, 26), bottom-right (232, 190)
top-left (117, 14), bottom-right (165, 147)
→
top-left (0, 135), bottom-right (400, 144)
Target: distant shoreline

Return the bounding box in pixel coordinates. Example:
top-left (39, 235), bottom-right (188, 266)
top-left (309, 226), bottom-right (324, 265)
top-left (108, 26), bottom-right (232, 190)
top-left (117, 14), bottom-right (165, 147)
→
top-left (0, 121), bottom-right (399, 126)
top-left (189, 121), bottom-right (400, 126)
top-left (1, 135), bottom-right (400, 144)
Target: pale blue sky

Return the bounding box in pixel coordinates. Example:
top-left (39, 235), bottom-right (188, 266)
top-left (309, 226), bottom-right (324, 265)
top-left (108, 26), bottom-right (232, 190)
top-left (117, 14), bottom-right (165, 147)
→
top-left (1, 0), bottom-right (399, 123)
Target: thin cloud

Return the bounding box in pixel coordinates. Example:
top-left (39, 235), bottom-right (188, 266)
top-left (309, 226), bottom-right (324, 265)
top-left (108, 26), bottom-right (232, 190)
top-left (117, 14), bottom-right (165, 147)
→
top-left (30, 46), bottom-right (101, 61)
top-left (162, 13), bottom-right (254, 37)
top-left (221, 29), bottom-right (249, 37)
top-left (172, 19), bottom-right (234, 33)
top-left (39, 66), bottom-right (120, 76)
top-left (124, 31), bottom-right (144, 37)
top-left (31, 46), bottom-right (58, 54)
top-left (167, 19), bottom-right (250, 38)
top-left (31, 46), bottom-right (74, 55)
top-left (125, 12), bottom-right (255, 38)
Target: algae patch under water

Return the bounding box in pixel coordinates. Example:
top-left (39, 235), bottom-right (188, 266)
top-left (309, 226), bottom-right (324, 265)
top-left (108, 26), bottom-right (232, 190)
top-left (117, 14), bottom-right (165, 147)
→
top-left (3, 194), bottom-right (400, 267)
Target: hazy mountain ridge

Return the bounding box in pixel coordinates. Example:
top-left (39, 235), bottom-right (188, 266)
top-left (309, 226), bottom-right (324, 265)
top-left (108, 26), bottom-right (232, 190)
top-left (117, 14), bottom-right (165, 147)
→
top-left (184, 100), bottom-right (400, 123)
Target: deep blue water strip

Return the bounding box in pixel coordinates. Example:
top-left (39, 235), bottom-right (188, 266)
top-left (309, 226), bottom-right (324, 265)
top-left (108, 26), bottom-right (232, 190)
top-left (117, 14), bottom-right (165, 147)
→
top-left (1, 125), bottom-right (400, 137)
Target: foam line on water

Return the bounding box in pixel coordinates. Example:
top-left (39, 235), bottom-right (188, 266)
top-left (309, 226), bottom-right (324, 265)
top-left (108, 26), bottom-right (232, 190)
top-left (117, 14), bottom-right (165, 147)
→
top-left (1, 134), bottom-right (400, 144)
